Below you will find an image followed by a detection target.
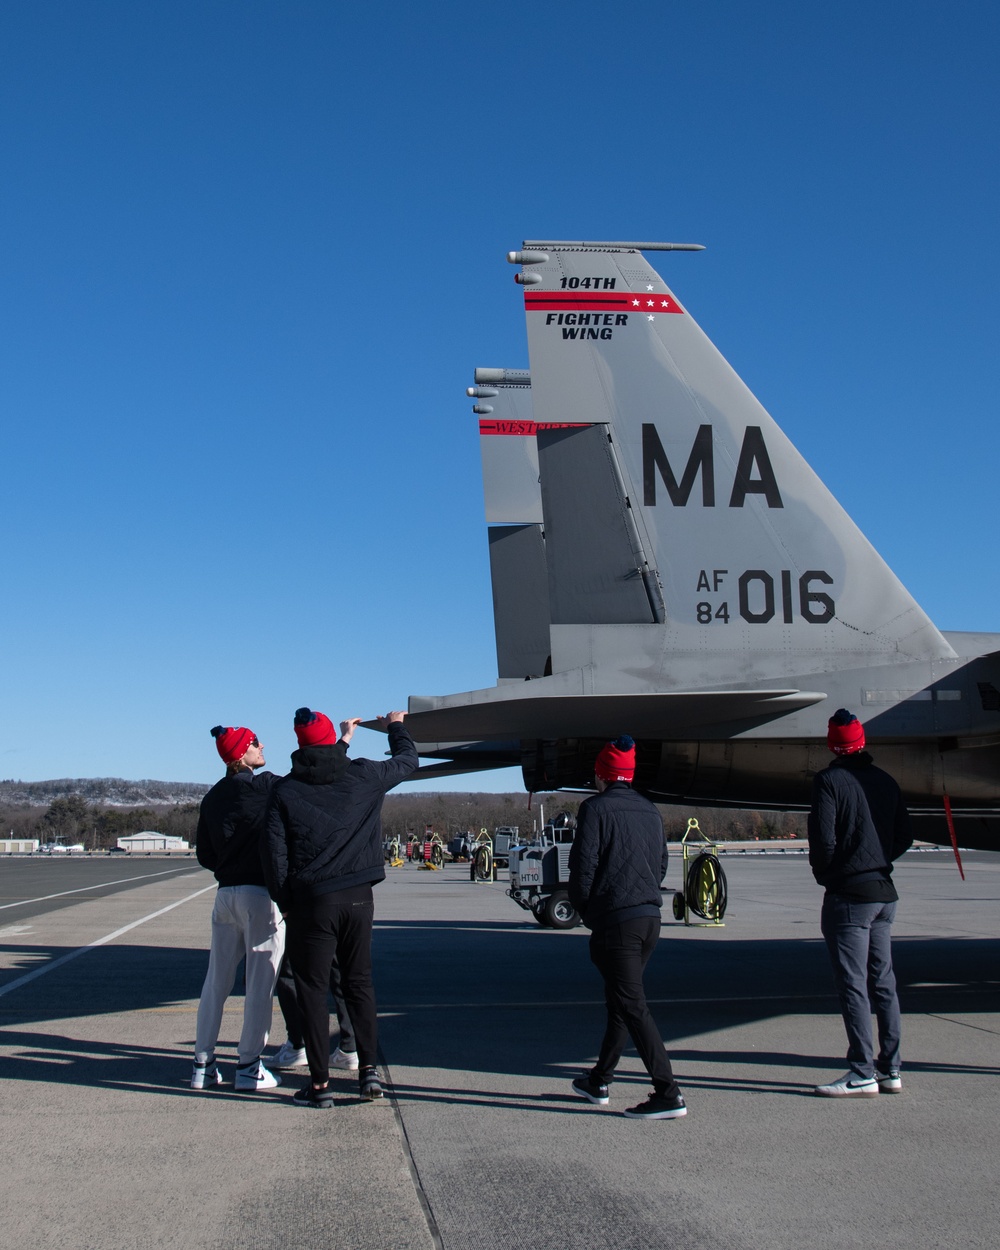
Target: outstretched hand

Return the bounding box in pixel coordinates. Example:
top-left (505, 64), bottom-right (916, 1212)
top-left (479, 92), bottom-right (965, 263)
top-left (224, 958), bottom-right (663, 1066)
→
top-left (376, 710), bottom-right (406, 727)
top-left (339, 717), bottom-right (362, 744)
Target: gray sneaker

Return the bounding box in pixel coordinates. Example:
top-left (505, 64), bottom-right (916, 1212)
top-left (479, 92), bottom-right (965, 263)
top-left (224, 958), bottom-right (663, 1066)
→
top-left (359, 1066), bottom-right (384, 1100)
top-left (814, 1071), bottom-right (879, 1098)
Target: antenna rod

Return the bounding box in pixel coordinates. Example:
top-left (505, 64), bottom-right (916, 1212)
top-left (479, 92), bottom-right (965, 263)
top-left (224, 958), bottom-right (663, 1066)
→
top-left (522, 240), bottom-right (705, 252)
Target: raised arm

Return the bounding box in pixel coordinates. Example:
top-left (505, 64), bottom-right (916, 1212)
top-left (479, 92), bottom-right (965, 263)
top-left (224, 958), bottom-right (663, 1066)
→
top-left (371, 712), bottom-right (419, 789)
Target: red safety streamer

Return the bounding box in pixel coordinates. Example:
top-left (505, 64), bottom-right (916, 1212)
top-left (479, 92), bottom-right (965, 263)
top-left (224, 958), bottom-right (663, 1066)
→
top-left (942, 793), bottom-right (966, 881)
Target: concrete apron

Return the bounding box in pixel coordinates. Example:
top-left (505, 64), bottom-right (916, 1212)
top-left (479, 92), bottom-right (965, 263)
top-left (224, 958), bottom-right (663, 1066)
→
top-left (0, 870), bottom-right (434, 1250)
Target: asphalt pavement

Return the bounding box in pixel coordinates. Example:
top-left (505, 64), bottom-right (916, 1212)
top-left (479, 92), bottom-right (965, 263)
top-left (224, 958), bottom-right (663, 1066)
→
top-left (0, 848), bottom-right (996, 1249)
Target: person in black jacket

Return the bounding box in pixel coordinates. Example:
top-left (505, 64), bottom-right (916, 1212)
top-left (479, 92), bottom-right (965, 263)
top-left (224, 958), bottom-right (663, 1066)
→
top-left (192, 724), bottom-right (285, 1093)
top-left (809, 709), bottom-right (913, 1098)
top-left (567, 735), bottom-right (686, 1121)
top-left (265, 707), bottom-right (418, 1109)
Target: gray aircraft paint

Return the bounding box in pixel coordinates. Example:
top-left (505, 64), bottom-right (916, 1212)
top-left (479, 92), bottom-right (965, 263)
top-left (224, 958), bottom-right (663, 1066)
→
top-left (476, 370), bottom-right (551, 680)
top-left (390, 243), bottom-right (1000, 840)
top-left (521, 245), bottom-right (950, 675)
top-left (476, 369), bottom-right (541, 525)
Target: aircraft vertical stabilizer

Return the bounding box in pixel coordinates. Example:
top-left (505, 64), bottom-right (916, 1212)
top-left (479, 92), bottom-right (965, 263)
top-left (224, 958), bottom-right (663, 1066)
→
top-left (473, 369), bottom-right (550, 680)
top-left (510, 241), bottom-right (954, 690)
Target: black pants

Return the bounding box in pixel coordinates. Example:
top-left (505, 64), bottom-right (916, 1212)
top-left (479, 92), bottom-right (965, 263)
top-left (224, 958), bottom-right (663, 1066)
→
top-left (285, 885), bottom-right (377, 1084)
top-left (274, 954), bottom-right (356, 1053)
top-left (589, 915), bottom-right (679, 1097)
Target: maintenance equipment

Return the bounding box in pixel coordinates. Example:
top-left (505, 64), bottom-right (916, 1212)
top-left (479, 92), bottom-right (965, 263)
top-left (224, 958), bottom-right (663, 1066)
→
top-left (491, 826), bottom-right (518, 868)
top-left (470, 828), bottom-right (495, 882)
top-left (506, 811), bottom-right (580, 928)
top-left (671, 818), bottom-right (728, 926)
top-left (418, 831), bottom-right (446, 871)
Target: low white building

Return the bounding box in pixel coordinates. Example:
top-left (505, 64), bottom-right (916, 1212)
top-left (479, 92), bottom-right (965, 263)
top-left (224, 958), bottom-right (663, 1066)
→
top-left (117, 832), bottom-right (190, 852)
top-left (1, 838), bottom-right (40, 854)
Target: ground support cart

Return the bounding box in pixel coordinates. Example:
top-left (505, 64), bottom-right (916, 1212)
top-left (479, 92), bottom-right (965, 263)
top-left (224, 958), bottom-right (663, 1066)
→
top-left (671, 818), bottom-right (727, 926)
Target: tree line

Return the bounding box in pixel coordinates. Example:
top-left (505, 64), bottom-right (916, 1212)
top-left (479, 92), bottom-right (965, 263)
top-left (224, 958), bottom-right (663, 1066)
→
top-left (1, 791), bottom-right (805, 850)
top-left (1, 796), bottom-right (201, 849)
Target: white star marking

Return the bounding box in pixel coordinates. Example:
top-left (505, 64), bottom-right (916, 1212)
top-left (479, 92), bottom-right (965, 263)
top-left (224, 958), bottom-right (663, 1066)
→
top-left (646, 300), bottom-right (655, 307)
top-left (647, 314), bottom-right (655, 322)
top-left (661, 300), bottom-right (670, 308)
top-left (631, 298), bottom-right (640, 307)
top-left (646, 284), bottom-right (654, 291)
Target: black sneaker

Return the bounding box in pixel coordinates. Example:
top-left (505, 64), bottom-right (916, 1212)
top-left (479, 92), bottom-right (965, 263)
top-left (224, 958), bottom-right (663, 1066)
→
top-left (571, 1074), bottom-right (610, 1105)
top-left (292, 1082), bottom-right (334, 1109)
top-left (359, 1066), bottom-right (384, 1101)
top-left (623, 1090), bottom-right (687, 1119)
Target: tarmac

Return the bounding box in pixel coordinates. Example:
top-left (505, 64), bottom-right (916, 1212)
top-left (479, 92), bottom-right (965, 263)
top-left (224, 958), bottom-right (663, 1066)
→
top-left (0, 847), bottom-right (997, 1250)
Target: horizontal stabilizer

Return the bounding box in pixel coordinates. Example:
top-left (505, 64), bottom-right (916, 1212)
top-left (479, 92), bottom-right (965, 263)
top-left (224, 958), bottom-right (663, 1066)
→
top-left (400, 689), bottom-right (826, 743)
top-left (409, 758), bottom-right (517, 780)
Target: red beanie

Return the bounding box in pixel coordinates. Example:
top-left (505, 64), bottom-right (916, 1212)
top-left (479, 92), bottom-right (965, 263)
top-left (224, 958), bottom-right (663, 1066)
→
top-left (294, 707), bottom-right (338, 748)
top-left (595, 735), bottom-right (636, 783)
top-left (827, 709), bottom-right (865, 755)
top-left (211, 725), bottom-right (255, 766)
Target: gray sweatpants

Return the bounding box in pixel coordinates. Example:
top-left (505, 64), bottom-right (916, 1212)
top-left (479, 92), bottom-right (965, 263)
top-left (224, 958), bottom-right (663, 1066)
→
top-left (820, 892), bottom-right (901, 1078)
top-left (195, 885), bottom-right (285, 1067)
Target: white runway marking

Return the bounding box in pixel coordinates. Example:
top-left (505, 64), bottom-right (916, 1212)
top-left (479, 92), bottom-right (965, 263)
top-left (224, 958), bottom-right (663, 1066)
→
top-left (0, 867), bottom-right (201, 911)
top-left (0, 883), bottom-right (215, 1000)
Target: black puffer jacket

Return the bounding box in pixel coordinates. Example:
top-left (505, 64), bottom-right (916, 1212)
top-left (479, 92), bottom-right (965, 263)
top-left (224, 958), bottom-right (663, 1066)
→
top-left (568, 782), bottom-right (668, 930)
top-left (264, 723), bottom-right (418, 910)
top-left (808, 752), bottom-right (912, 892)
top-left (196, 769), bottom-right (278, 887)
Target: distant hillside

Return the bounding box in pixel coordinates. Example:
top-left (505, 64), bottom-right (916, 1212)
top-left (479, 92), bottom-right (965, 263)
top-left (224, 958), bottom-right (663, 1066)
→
top-left (0, 779), bottom-right (807, 843)
top-left (0, 778), bottom-right (210, 807)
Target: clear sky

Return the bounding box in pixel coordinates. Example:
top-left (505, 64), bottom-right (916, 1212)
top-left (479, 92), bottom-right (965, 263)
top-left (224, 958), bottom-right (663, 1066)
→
top-left (1, 0), bottom-right (997, 788)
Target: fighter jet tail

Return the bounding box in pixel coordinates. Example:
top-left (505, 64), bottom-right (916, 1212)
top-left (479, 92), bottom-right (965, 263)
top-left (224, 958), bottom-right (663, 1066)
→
top-left (483, 241), bottom-right (954, 697)
top-left (393, 243), bottom-right (999, 827)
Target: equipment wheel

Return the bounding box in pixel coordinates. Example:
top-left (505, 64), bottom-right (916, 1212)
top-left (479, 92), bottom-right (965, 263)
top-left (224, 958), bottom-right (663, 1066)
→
top-left (672, 891), bottom-right (685, 921)
top-left (542, 890), bottom-right (580, 930)
top-left (533, 908), bottom-right (551, 927)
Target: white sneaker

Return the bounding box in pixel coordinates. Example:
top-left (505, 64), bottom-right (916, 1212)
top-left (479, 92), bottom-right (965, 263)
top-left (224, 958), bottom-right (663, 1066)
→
top-left (191, 1058), bottom-right (222, 1090)
top-left (270, 1041), bottom-right (308, 1068)
top-left (234, 1060), bottom-right (281, 1091)
top-left (331, 1047), bottom-right (360, 1070)
top-left (814, 1071), bottom-right (879, 1098)
top-left (876, 1069), bottom-right (902, 1093)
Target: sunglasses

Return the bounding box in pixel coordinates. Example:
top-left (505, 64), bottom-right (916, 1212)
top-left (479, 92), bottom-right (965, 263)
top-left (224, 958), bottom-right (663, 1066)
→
top-left (249, 737), bottom-right (260, 748)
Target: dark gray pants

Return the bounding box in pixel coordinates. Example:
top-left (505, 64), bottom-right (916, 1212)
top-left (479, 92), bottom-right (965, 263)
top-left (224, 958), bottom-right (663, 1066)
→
top-left (821, 893), bottom-right (901, 1078)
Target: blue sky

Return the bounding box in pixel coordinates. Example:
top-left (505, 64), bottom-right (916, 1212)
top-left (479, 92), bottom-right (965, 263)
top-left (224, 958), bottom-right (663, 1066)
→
top-left (1, 0), bottom-right (997, 787)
